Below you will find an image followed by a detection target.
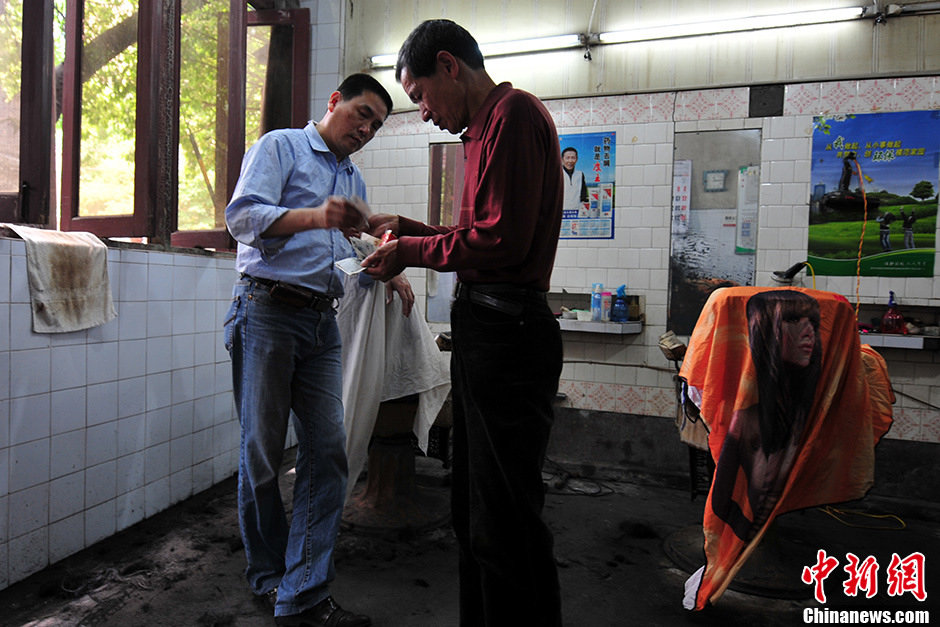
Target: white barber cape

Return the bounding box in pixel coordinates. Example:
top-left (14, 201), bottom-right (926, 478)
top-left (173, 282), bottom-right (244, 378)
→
top-left (338, 274), bottom-right (451, 504)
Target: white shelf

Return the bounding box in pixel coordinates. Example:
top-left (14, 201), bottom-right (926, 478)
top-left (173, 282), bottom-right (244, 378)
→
top-left (860, 333), bottom-right (939, 350)
top-left (558, 319), bottom-right (643, 334)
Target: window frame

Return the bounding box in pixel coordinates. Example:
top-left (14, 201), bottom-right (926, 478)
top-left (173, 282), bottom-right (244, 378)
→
top-left (59, 0), bottom-right (170, 239)
top-left (425, 142), bottom-right (464, 323)
top-left (170, 6), bottom-right (309, 250)
top-left (246, 8), bottom-right (311, 139)
top-left (0, 1), bottom-right (56, 226)
top-left (47, 0), bottom-right (308, 250)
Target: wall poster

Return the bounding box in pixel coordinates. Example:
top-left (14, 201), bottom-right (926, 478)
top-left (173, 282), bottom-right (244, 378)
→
top-left (558, 131), bottom-right (616, 239)
top-left (672, 159), bottom-right (692, 236)
top-left (809, 110), bottom-right (938, 277)
top-left (736, 165), bottom-right (760, 254)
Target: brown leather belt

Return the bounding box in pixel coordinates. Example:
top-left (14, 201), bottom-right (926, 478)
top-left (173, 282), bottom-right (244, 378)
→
top-left (242, 274), bottom-right (335, 312)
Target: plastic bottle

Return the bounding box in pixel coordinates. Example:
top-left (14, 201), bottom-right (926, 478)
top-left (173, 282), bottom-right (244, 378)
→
top-left (611, 285), bottom-right (628, 322)
top-left (601, 291), bottom-right (612, 321)
top-left (881, 290), bottom-right (906, 334)
top-left (591, 283), bottom-right (603, 321)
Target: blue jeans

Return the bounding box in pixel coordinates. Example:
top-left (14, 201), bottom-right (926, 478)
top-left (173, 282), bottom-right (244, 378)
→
top-left (450, 290), bottom-right (563, 626)
top-left (224, 277), bottom-right (347, 617)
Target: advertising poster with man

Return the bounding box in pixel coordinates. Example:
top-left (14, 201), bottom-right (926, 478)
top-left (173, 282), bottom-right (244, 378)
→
top-left (558, 131), bottom-right (616, 239)
top-left (809, 110), bottom-right (939, 277)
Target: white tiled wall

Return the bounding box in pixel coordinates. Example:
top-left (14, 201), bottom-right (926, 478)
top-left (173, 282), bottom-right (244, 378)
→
top-left (0, 240), bottom-right (240, 590)
top-left (353, 75), bottom-right (940, 446)
top-left (306, 0), bottom-right (344, 122)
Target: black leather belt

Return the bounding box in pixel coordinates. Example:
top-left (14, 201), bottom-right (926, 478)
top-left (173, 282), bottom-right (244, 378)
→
top-left (454, 282), bottom-right (546, 316)
top-left (242, 274), bottom-right (335, 312)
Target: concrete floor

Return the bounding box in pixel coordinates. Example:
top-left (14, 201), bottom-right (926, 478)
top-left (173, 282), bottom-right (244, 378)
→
top-left (1, 451), bottom-right (937, 626)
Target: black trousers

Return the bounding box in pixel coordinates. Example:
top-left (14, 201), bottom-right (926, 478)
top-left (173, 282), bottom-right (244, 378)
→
top-left (449, 291), bottom-right (564, 627)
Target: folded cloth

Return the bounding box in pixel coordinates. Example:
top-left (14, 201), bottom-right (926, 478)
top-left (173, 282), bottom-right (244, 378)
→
top-left (5, 224), bottom-right (117, 333)
top-left (679, 286), bottom-right (893, 611)
top-left (338, 274), bottom-right (451, 504)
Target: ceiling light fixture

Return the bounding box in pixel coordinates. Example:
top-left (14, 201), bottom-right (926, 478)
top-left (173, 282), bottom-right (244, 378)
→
top-left (370, 33), bottom-right (584, 69)
top-left (598, 6), bottom-right (868, 44)
top-left (368, 6), bottom-right (870, 69)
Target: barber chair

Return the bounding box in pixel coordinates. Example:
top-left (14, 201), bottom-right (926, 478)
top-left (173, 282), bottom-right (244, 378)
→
top-left (661, 287), bottom-right (894, 608)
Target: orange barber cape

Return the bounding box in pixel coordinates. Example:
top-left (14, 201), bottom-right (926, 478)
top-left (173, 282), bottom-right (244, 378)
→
top-left (679, 286), bottom-right (894, 611)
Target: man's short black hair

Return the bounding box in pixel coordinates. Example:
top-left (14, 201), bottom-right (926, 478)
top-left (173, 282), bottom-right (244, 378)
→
top-left (338, 73), bottom-right (393, 117)
top-left (395, 19), bottom-right (484, 82)
top-left (561, 147), bottom-right (578, 157)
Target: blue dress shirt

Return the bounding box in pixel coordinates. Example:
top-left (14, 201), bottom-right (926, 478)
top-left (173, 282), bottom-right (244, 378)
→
top-left (225, 121), bottom-right (363, 297)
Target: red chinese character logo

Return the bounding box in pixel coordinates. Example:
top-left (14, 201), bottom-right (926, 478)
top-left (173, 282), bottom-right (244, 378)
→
top-left (843, 553), bottom-right (879, 599)
top-left (802, 549), bottom-right (840, 603)
top-left (886, 552), bottom-right (927, 602)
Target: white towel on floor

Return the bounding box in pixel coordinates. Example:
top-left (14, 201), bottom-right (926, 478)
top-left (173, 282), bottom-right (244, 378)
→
top-left (5, 224), bottom-right (117, 333)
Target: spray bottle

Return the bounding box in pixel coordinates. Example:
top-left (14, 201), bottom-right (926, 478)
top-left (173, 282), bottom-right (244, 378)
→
top-left (611, 285), bottom-right (629, 322)
top-left (881, 290), bottom-right (906, 334)
top-left (591, 283), bottom-right (603, 321)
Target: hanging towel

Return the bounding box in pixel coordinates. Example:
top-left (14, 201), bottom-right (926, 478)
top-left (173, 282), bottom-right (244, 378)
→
top-left (5, 224), bottom-right (117, 333)
top-left (338, 273), bottom-right (451, 504)
top-left (678, 286), bottom-right (894, 611)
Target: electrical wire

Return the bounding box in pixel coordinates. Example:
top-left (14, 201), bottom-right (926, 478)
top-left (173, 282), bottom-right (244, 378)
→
top-left (852, 158), bottom-right (868, 322)
top-left (804, 260), bottom-right (816, 290)
top-left (891, 387), bottom-right (940, 411)
top-left (586, 0), bottom-right (599, 36)
top-left (59, 566), bottom-right (154, 596)
top-left (582, 0), bottom-right (601, 59)
top-left (817, 505), bottom-right (906, 531)
top-left (542, 457), bottom-right (617, 496)
top-left (561, 359), bottom-right (675, 374)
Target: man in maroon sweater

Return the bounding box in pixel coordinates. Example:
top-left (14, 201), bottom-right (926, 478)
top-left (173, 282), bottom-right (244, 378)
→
top-left (363, 19), bottom-right (565, 626)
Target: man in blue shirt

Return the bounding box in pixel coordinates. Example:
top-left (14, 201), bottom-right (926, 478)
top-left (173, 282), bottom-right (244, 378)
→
top-left (224, 73), bottom-right (393, 627)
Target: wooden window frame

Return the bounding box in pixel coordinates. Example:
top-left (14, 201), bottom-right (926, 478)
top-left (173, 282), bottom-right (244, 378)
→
top-left (172, 7), bottom-right (310, 250)
top-left (51, 1), bottom-right (308, 250)
top-left (0, 1), bottom-right (56, 226)
top-left (59, 0), bottom-right (173, 240)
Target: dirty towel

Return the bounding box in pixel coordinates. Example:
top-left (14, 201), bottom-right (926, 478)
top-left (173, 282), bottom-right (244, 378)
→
top-left (5, 224), bottom-right (116, 333)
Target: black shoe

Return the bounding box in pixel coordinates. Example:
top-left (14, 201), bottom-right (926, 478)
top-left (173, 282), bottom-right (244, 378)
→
top-left (274, 596), bottom-right (371, 627)
top-left (255, 587), bottom-right (277, 612)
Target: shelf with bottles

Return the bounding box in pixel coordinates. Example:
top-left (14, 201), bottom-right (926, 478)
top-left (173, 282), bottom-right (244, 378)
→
top-left (856, 298), bottom-right (939, 350)
top-left (557, 319), bottom-right (644, 334)
top-left (858, 333), bottom-right (940, 350)
top-left (549, 291), bottom-right (645, 335)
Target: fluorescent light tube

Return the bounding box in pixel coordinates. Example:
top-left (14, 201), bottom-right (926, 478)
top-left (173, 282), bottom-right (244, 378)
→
top-left (368, 6), bottom-right (866, 69)
top-left (480, 34), bottom-right (582, 56)
top-left (370, 53), bottom-right (398, 68)
top-left (370, 33), bottom-right (582, 68)
top-left (599, 6), bottom-right (866, 44)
